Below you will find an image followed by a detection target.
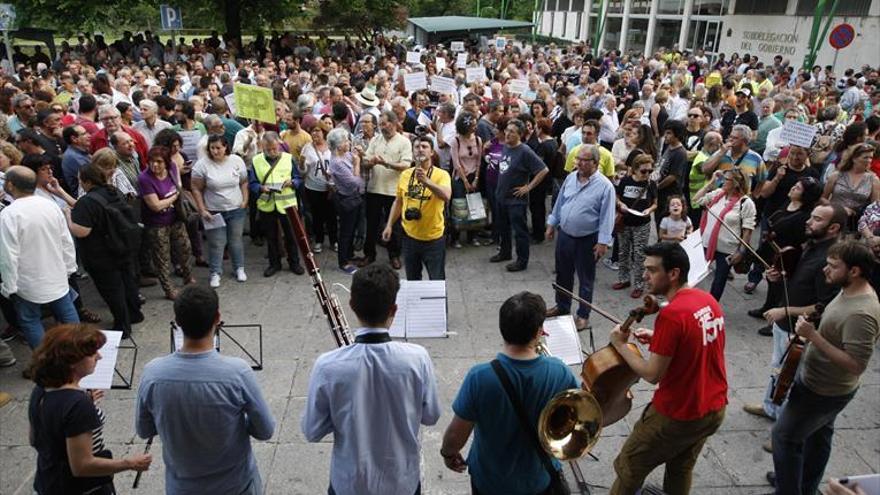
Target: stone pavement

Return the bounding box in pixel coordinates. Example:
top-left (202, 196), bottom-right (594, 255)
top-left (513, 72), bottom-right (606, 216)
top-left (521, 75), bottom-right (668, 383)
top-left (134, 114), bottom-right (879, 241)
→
top-left (0, 239), bottom-right (878, 495)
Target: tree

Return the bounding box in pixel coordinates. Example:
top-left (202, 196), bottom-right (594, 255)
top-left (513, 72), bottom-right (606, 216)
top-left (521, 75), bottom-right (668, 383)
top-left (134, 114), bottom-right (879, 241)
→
top-left (312, 0), bottom-right (408, 42)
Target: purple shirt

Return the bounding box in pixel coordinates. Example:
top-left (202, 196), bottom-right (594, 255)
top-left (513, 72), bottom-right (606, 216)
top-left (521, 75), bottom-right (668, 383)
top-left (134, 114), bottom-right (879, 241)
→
top-left (328, 152), bottom-right (364, 197)
top-left (138, 164), bottom-right (179, 227)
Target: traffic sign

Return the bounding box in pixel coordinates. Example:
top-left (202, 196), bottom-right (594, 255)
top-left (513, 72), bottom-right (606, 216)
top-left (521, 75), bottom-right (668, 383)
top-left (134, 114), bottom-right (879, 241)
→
top-left (829, 23), bottom-right (855, 50)
top-left (0, 4), bottom-right (16, 31)
top-left (160, 5), bottom-right (183, 30)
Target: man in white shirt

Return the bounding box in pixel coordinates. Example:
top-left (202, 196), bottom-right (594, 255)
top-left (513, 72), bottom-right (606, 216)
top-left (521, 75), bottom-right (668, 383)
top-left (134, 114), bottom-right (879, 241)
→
top-left (132, 99), bottom-right (172, 147)
top-left (301, 263), bottom-right (441, 495)
top-left (0, 166), bottom-right (79, 349)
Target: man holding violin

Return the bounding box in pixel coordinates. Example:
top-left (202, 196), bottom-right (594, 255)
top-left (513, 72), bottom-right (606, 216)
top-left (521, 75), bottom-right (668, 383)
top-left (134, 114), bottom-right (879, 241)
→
top-left (607, 242), bottom-right (727, 495)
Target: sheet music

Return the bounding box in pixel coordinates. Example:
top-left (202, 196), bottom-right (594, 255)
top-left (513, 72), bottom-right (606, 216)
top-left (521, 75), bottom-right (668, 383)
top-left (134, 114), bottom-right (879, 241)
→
top-left (682, 230), bottom-right (710, 287)
top-left (172, 324), bottom-right (219, 351)
top-left (543, 316), bottom-right (583, 365)
top-left (388, 280), bottom-right (447, 338)
top-left (79, 330), bottom-right (123, 390)
top-left (202, 213), bottom-right (226, 230)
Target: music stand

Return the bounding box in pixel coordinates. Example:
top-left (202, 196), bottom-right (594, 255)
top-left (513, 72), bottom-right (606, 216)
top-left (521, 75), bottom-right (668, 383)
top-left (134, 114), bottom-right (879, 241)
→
top-left (111, 335), bottom-right (138, 390)
top-left (169, 321), bottom-right (263, 371)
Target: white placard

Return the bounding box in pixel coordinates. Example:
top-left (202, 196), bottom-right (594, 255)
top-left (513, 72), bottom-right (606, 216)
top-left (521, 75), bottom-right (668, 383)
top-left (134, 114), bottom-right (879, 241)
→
top-left (466, 67), bottom-right (486, 83)
top-left (406, 51), bottom-right (422, 65)
top-left (389, 280), bottom-right (447, 339)
top-left (224, 92), bottom-right (237, 116)
top-left (435, 57), bottom-right (447, 71)
top-left (404, 72), bottom-right (428, 92)
top-left (79, 331), bottom-right (123, 390)
top-left (203, 213), bottom-right (227, 230)
top-left (507, 78), bottom-right (529, 94)
top-left (456, 52), bottom-right (468, 67)
top-left (451, 41), bottom-right (465, 52)
top-left (430, 75), bottom-right (456, 95)
top-left (543, 316), bottom-right (583, 366)
top-left (465, 192), bottom-right (486, 220)
top-left (682, 230), bottom-right (710, 287)
top-left (178, 130), bottom-right (202, 163)
top-left (495, 37), bottom-right (507, 49)
top-left (779, 120), bottom-right (818, 149)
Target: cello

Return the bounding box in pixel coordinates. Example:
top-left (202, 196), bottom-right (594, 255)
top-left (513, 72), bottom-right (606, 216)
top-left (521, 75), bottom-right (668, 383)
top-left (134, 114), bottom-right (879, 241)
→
top-left (552, 283), bottom-right (660, 426)
top-left (771, 304), bottom-right (824, 405)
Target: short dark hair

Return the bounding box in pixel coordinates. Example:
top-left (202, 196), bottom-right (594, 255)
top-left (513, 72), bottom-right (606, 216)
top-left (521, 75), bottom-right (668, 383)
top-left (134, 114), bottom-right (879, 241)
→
top-left (828, 203), bottom-right (849, 234)
top-left (827, 240), bottom-right (875, 279)
top-left (499, 292), bottom-right (546, 345)
top-left (29, 324), bottom-right (107, 388)
top-left (62, 125), bottom-right (81, 146)
top-left (78, 161), bottom-right (107, 187)
top-left (663, 119), bottom-right (687, 143)
top-left (78, 94), bottom-right (97, 113)
top-left (350, 264), bottom-right (400, 326)
top-left (21, 153), bottom-right (51, 173)
top-left (643, 242), bottom-right (690, 285)
top-left (177, 100), bottom-right (195, 120)
top-left (174, 285), bottom-right (219, 339)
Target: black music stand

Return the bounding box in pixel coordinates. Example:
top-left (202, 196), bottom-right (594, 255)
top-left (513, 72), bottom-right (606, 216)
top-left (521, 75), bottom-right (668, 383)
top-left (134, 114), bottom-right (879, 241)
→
top-left (111, 334), bottom-right (138, 390)
top-left (169, 321), bottom-right (263, 371)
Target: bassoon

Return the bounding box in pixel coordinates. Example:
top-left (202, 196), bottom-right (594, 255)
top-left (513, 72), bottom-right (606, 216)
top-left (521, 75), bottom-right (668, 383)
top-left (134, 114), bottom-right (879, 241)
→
top-left (285, 205), bottom-right (354, 347)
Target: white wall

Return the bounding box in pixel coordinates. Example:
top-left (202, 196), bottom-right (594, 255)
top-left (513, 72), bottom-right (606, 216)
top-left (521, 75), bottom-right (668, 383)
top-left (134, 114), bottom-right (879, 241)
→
top-left (552, 11), bottom-right (567, 38)
top-left (717, 14), bottom-right (880, 69)
top-left (566, 12), bottom-right (580, 39)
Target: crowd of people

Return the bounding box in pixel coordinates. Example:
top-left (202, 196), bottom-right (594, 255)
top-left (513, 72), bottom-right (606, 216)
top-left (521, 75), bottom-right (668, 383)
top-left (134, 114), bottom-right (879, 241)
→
top-left (0, 28), bottom-right (878, 495)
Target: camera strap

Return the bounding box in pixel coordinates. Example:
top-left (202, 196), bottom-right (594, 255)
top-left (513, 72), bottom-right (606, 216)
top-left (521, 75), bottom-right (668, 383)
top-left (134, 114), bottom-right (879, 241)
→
top-left (407, 165), bottom-right (434, 212)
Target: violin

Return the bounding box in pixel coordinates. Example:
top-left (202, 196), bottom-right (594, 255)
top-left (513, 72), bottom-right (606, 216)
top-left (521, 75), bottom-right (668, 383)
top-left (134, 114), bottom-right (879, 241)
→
top-left (771, 303), bottom-right (824, 405)
top-left (580, 296), bottom-right (660, 426)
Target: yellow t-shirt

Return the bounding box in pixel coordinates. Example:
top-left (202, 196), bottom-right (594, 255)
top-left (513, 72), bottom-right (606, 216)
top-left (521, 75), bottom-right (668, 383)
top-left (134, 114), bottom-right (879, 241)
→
top-left (564, 144), bottom-right (615, 177)
top-left (281, 128), bottom-right (312, 165)
top-left (396, 167), bottom-right (451, 241)
top-left (366, 133), bottom-right (414, 196)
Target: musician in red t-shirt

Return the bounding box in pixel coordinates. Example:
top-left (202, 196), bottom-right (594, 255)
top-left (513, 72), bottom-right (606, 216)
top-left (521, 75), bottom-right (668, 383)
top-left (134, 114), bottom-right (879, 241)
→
top-left (608, 241), bottom-right (728, 495)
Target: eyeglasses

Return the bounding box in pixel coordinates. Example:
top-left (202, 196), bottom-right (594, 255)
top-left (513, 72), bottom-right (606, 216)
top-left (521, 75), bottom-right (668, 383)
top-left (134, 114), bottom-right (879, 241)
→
top-left (687, 114), bottom-right (701, 118)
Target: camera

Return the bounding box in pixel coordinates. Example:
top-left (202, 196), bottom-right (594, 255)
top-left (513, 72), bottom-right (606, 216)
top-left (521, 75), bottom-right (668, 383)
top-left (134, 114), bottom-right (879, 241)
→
top-left (414, 125), bottom-right (429, 137)
top-left (404, 207), bottom-right (422, 221)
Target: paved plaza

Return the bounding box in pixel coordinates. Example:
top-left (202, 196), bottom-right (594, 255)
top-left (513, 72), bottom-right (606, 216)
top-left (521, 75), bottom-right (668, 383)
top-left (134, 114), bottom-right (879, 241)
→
top-left (1, 238), bottom-right (878, 495)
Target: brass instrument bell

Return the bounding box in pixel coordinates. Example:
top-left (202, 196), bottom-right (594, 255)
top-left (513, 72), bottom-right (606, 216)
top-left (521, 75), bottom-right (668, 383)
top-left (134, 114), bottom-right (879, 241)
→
top-left (538, 389), bottom-right (603, 460)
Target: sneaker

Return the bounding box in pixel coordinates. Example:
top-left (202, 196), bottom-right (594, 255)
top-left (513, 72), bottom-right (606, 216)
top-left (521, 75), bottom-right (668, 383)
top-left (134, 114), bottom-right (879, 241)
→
top-left (209, 273), bottom-right (221, 288)
top-left (235, 268), bottom-right (247, 282)
top-left (453, 241), bottom-right (463, 249)
top-left (470, 238), bottom-right (482, 247)
top-left (602, 259), bottom-right (619, 271)
top-left (340, 264), bottom-right (358, 275)
top-left (314, 243), bottom-right (323, 253)
top-left (0, 355), bottom-right (16, 367)
top-left (743, 403), bottom-right (773, 419)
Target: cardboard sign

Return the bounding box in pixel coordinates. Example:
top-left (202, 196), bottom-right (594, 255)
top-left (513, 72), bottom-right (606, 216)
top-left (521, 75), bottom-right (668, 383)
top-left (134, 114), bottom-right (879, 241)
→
top-left (451, 41), bottom-right (465, 52)
top-left (456, 52), bottom-right (468, 67)
top-left (779, 120), bottom-right (818, 148)
top-left (507, 78), bottom-right (529, 94)
top-left (404, 72), bottom-right (428, 92)
top-left (233, 83), bottom-right (275, 124)
top-left (466, 67), bottom-right (486, 83)
top-left (430, 75), bottom-right (456, 95)
top-left (406, 51), bottom-right (422, 65)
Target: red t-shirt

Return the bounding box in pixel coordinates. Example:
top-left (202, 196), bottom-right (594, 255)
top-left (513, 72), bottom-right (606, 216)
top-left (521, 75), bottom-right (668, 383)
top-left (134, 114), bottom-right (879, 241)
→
top-left (649, 288), bottom-right (728, 421)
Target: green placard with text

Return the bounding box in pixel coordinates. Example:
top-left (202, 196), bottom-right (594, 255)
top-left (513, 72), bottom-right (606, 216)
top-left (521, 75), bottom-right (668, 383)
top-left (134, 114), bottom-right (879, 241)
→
top-left (233, 83), bottom-right (275, 124)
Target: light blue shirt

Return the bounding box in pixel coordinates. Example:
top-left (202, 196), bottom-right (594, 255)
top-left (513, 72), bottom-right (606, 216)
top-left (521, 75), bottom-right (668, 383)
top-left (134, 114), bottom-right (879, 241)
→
top-left (547, 170), bottom-right (616, 245)
top-left (136, 350), bottom-right (275, 495)
top-left (301, 328), bottom-right (441, 495)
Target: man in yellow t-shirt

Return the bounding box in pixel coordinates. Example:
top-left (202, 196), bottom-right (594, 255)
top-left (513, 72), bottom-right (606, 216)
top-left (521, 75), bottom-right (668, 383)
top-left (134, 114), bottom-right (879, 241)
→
top-left (382, 137), bottom-right (452, 281)
top-left (564, 120), bottom-right (615, 177)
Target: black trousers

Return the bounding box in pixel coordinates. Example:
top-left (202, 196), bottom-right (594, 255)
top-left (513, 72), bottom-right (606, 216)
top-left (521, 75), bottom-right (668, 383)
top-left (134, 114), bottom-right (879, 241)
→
top-left (261, 210), bottom-right (300, 269)
top-left (305, 188), bottom-right (338, 245)
top-left (87, 261), bottom-right (141, 337)
top-left (528, 181), bottom-right (549, 243)
top-left (364, 193), bottom-right (400, 260)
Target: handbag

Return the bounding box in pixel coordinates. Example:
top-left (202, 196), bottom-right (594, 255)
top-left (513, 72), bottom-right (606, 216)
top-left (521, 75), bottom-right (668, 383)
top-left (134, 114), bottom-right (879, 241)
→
top-left (171, 169), bottom-right (198, 224)
top-left (491, 360), bottom-right (571, 495)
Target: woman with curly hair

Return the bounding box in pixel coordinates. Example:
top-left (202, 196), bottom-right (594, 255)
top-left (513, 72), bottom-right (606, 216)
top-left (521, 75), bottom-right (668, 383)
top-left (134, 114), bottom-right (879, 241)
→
top-left (28, 324), bottom-right (151, 494)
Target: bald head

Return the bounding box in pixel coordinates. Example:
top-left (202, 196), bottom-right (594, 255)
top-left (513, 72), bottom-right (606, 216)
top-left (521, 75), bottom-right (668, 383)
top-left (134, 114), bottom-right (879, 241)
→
top-left (703, 131), bottom-right (723, 152)
top-left (4, 165), bottom-right (37, 197)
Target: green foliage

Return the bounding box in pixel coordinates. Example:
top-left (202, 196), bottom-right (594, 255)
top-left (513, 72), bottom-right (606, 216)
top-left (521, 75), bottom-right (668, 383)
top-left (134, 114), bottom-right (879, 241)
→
top-left (312, 0), bottom-right (408, 40)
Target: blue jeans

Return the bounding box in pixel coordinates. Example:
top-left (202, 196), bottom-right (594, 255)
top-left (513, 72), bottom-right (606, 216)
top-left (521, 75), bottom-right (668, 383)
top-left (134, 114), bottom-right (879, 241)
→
top-left (710, 251), bottom-right (733, 301)
top-left (760, 322), bottom-right (791, 419)
top-left (402, 235), bottom-right (446, 280)
top-left (14, 290), bottom-right (80, 349)
top-left (496, 202), bottom-right (530, 265)
top-left (772, 379), bottom-right (855, 495)
top-left (554, 230), bottom-right (598, 319)
top-left (205, 208), bottom-right (247, 276)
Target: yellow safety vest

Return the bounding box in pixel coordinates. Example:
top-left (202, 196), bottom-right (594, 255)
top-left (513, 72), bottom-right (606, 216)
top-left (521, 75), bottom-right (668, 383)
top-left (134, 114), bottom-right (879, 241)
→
top-left (253, 153), bottom-right (298, 213)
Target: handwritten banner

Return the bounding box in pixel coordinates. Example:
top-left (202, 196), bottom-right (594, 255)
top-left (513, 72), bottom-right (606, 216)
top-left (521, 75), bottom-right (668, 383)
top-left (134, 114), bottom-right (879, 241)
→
top-left (466, 67), bottom-right (486, 83)
top-left (404, 72), bottom-right (428, 92)
top-left (233, 83), bottom-right (275, 124)
top-left (779, 120), bottom-right (818, 148)
top-left (451, 41), bottom-right (465, 52)
top-left (456, 52), bottom-right (468, 67)
top-left (430, 75), bottom-right (456, 95)
top-left (406, 51), bottom-right (422, 65)
top-left (507, 78), bottom-right (529, 94)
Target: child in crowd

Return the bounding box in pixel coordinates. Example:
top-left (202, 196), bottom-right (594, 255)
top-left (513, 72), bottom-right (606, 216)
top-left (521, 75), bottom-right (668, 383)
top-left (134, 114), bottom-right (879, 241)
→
top-left (659, 196), bottom-right (693, 242)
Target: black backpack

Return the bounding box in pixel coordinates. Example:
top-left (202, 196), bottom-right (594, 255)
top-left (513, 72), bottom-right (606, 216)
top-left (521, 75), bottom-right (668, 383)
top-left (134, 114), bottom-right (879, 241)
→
top-left (89, 191), bottom-right (141, 258)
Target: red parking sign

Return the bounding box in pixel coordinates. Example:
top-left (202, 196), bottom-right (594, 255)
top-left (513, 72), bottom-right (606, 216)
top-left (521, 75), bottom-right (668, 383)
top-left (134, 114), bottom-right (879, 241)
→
top-left (829, 24), bottom-right (855, 50)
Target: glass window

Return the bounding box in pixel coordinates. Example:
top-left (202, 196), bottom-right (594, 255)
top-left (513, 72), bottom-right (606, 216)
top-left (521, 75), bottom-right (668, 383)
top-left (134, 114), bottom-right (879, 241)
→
top-left (796, 0), bottom-right (870, 15)
top-left (627, 18), bottom-right (649, 54)
top-left (692, 0), bottom-right (728, 14)
top-left (653, 19), bottom-right (682, 51)
top-left (735, 0), bottom-right (786, 14)
top-left (658, 0), bottom-right (684, 14)
top-left (602, 17), bottom-right (623, 51)
top-left (630, 0), bottom-right (652, 14)
top-left (571, 0), bottom-right (586, 11)
top-left (593, 0), bottom-right (624, 13)
top-left (557, 0), bottom-right (570, 10)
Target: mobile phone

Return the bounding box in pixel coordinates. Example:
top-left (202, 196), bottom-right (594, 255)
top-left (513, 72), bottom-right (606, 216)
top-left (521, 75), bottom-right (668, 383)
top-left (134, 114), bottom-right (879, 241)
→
top-left (840, 474), bottom-right (880, 495)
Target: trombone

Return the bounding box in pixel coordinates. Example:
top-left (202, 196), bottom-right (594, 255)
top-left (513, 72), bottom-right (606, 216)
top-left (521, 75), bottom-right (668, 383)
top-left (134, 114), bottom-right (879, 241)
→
top-left (536, 340), bottom-right (603, 494)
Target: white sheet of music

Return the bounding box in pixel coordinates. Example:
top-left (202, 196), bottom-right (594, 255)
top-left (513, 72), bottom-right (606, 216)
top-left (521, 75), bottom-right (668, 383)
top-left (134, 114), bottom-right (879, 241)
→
top-left (172, 325), bottom-right (219, 351)
top-left (79, 330), bottom-right (122, 390)
top-left (682, 231), bottom-right (710, 287)
top-left (388, 280), bottom-right (447, 339)
top-left (543, 316), bottom-right (583, 366)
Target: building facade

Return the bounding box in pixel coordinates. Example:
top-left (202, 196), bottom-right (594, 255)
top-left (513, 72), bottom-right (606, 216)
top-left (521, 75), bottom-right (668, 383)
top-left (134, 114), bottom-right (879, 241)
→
top-left (535, 0), bottom-right (879, 69)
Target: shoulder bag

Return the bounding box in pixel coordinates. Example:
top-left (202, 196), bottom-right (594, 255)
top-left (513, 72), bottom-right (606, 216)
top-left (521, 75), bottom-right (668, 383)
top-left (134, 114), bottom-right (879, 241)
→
top-left (491, 360), bottom-right (571, 495)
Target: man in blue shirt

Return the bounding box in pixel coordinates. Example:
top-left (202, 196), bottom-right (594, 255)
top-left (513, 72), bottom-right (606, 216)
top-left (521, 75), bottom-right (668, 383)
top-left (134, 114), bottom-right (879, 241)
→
top-left (441, 291), bottom-right (579, 494)
top-left (60, 125), bottom-right (92, 194)
top-left (545, 144), bottom-right (616, 330)
top-left (491, 119), bottom-right (549, 272)
top-left (136, 286), bottom-right (275, 495)
top-left (301, 264), bottom-right (441, 495)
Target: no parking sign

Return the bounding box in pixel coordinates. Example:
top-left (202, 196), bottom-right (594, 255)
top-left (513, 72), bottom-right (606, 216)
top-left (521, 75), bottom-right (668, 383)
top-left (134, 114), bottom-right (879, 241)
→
top-left (829, 23), bottom-right (854, 50)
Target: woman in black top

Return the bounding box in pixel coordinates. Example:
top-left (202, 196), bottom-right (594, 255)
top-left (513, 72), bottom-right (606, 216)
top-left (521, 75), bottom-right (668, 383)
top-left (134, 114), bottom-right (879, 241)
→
top-left (28, 324), bottom-right (151, 494)
top-left (747, 176), bottom-right (823, 325)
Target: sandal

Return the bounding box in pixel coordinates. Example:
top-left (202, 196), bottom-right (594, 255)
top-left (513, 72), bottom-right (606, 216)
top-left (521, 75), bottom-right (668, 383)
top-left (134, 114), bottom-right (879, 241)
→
top-left (79, 308), bottom-right (102, 323)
